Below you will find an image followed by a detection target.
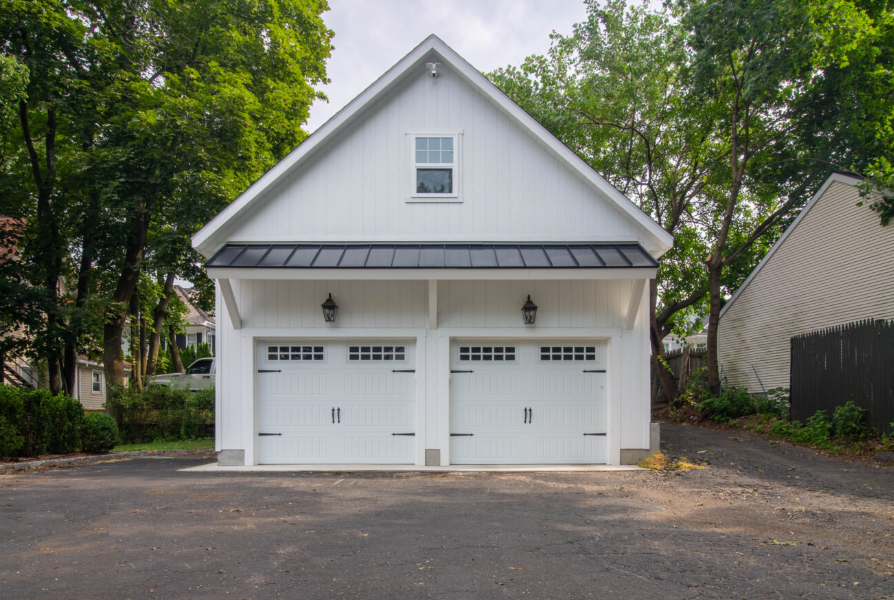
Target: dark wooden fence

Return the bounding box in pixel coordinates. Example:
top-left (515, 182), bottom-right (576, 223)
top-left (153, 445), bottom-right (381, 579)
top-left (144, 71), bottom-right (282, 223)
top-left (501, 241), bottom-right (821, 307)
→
top-left (651, 347), bottom-right (707, 407)
top-left (790, 319), bottom-right (894, 434)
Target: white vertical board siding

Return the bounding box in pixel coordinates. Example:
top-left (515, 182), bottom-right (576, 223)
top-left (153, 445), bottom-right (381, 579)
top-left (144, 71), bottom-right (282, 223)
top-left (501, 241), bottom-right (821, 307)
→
top-left (718, 182), bottom-right (894, 393)
top-left (224, 65), bottom-right (638, 244)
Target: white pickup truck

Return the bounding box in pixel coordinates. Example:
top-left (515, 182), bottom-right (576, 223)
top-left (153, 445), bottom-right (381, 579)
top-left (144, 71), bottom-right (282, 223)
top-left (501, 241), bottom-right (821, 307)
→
top-left (149, 357), bottom-right (215, 390)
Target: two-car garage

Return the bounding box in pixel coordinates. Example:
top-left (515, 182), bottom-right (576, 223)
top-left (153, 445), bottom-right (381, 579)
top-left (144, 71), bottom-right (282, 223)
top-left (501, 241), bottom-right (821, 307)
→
top-left (256, 338), bottom-right (607, 465)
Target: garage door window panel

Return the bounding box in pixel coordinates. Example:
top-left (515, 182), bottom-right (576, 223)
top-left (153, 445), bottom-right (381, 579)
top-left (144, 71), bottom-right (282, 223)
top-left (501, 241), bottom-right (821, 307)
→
top-left (348, 345), bottom-right (407, 362)
top-left (540, 346), bottom-right (597, 362)
top-left (267, 345), bottom-right (325, 361)
top-left (459, 346), bottom-right (516, 362)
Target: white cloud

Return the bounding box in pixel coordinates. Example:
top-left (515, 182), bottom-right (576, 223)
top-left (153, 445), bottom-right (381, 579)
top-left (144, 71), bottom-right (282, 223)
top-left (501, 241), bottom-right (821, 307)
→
top-left (304, 0), bottom-right (589, 132)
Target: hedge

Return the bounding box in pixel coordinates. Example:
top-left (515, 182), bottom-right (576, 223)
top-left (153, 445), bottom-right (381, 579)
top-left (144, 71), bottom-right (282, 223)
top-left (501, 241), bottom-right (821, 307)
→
top-left (106, 385), bottom-right (214, 443)
top-left (0, 386), bottom-right (84, 457)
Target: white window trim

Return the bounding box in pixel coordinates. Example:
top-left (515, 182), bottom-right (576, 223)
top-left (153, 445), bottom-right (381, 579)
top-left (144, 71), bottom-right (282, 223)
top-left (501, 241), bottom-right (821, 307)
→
top-left (91, 370), bottom-right (103, 394)
top-left (407, 132), bottom-right (462, 202)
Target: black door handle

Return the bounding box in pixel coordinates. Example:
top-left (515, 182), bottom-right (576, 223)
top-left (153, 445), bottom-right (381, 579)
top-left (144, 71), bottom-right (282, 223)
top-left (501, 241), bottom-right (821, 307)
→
top-left (524, 407), bottom-right (528, 424)
top-left (332, 407), bottom-right (335, 424)
top-left (337, 407), bottom-right (341, 423)
top-left (529, 407), bottom-right (532, 424)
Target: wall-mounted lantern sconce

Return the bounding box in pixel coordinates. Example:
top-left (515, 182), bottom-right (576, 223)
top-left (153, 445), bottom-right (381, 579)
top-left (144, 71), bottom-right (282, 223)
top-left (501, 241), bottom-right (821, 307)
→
top-left (321, 293), bottom-right (338, 323)
top-left (521, 295), bottom-right (538, 325)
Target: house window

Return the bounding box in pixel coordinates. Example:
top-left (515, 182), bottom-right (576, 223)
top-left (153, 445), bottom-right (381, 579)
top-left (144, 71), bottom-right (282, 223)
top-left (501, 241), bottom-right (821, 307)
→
top-left (459, 346), bottom-right (516, 362)
top-left (348, 345), bottom-right (406, 361)
top-left (186, 333), bottom-right (197, 349)
top-left (267, 346), bottom-right (325, 361)
top-left (410, 134), bottom-right (460, 200)
top-left (540, 346), bottom-right (597, 361)
top-left (663, 342), bottom-right (671, 352)
top-left (91, 371), bottom-right (103, 394)
top-left (696, 343), bottom-right (707, 351)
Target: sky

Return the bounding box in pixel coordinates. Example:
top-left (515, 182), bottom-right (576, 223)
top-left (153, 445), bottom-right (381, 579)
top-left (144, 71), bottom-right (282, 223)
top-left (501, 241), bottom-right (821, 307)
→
top-left (304, 0), bottom-right (590, 132)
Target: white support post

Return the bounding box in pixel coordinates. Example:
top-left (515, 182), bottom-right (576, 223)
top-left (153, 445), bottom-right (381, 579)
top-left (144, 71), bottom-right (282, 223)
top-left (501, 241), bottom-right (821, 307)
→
top-left (219, 279), bottom-right (242, 330)
top-left (428, 279), bottom-right (438, 330)
top-left (625, 279), bottom-right (646, 330)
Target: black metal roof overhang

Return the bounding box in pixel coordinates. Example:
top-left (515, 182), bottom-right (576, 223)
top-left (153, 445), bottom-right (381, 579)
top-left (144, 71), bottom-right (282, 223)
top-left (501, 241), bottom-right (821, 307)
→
top-left (206, 243), bottom-right (657, 269)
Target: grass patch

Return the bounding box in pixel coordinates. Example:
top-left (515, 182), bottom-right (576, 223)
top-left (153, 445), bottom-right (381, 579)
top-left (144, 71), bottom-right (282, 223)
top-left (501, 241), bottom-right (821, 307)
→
top-left (672, 458), bottom-right (706, 471)
top-left (639, 450), bottom-right (707, 472)
top-left (638, 450), bottom-right (670, 470)
top-left (111, 438), bottom-right (214, 453)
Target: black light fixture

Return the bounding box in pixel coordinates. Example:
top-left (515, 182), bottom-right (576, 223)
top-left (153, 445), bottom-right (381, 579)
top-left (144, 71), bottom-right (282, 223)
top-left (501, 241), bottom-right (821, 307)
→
top-left (521, 295), bottom-right (538, 325)
top-left (321, 293), bottom-right (338, 323)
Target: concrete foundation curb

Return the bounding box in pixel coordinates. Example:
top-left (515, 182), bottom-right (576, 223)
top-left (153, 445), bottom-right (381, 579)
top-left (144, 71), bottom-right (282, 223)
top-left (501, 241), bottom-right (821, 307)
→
top-left (1, 449), bottom-right (216, 474)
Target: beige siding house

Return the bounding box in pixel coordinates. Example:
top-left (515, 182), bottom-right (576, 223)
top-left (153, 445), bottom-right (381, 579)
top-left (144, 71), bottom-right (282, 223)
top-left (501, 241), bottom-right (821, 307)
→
top-left (718, 173), bottom-right (894, 394)
top-left (73, 356), bottom-right (130, 411)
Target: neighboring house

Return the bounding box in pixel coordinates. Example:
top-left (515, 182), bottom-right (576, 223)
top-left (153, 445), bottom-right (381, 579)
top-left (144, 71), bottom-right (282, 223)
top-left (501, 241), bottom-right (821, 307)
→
top-left (172, 285), bottom-right (216, 353)
top-left (192, 35), bottom-right (672, 467)
top-left (718, 173), bottom-right (894, 394)
top-left (662, 316), bottom-right (707, 353)
top-left (72, 356), bottom-right (131, 411)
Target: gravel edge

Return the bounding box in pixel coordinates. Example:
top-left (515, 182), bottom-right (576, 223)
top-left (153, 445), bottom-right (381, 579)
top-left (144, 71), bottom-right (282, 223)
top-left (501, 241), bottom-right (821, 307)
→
top-left (0, 449), bottom-right (216, 474)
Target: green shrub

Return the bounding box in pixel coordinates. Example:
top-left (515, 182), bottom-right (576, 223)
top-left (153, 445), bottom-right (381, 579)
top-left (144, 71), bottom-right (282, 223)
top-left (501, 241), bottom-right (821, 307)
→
top-left (80, 413), bottom-right (120, 453)
top-left (106, 384), bottom-right (214, 443)
top-left (44, 394), bottom-right (83, 454)
top-left (0, 387), bottom-right (86, 457)
top-left (0, 389), bottom-right (25, 457)
top-left (698, 387), bottom-right (756, 423)
top-left (832, 401), bottom-right (867, 439)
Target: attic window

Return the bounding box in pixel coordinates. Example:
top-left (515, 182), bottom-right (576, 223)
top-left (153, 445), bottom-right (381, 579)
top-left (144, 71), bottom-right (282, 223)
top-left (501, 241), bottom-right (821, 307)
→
top-left (409, 134), bottom-right (460, 201)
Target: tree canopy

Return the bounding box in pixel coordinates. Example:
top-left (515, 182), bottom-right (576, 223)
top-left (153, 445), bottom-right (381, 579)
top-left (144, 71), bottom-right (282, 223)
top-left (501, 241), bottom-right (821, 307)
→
top-left (0, 0), bottom-right (333, 393)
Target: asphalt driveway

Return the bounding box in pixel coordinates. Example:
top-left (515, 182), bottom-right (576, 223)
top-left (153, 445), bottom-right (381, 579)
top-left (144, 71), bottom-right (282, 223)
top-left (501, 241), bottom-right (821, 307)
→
top-left (2, 425), bottom-right (892, 599)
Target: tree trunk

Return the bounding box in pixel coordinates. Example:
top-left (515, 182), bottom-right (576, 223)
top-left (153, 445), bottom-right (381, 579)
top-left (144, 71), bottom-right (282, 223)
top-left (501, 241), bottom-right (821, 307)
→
top-left (129, 294), bottom-right (143, 391)
top-left (62, 239), bottom-right (95, 395)
top-left (146, 273), bottom-right (176, 377)
top-left (168, 327), bottom-right (184, 373)
top-left (648, 279), bottom-right (680, 406)
top-left (706, 263), bottom-right (723, 394)
top-left (103, 212), bottom-right (150, 392)
top-left (139, 313), bottom-right (147, 382)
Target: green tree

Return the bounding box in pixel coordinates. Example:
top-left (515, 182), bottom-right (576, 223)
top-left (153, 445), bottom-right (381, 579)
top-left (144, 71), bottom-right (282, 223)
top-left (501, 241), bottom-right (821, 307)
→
top-left (680, 0), bottom-right (893, 391)
top-left (491, 0), bottom-right (717, 403)
top-left (1, 0), bottom-right (333, 394)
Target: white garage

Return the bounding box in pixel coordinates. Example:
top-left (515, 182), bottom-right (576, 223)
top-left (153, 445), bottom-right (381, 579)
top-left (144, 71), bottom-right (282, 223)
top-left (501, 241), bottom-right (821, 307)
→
top-left (449, 341), bottom-right (607, 464)
top-left (256, 340), bottom-right (416, 464)
top-left (193, 36), bottom-right (672, 467)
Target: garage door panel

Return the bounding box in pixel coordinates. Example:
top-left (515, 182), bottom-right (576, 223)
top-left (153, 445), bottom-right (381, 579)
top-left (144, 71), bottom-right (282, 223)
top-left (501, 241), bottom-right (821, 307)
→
top-left (344, 372), bottom-right (413, 396)
top-left (451, 435), bottom-right (522, 462)
top-left (344, 435), bottom-right (414, 461)
top-left (257, 340), bottom-right (415, 465)
top-left (258, 435), bottom-right (332, 463)
top-left (258, 372), bottom-right (328, 397)
top-left (453, 373), bottom-right (516, 397)
top-left (452, 403), bottom-right (523, 429)
top-left (341, 403), bottom-right (414, 429)
top-left (450, 340), bottom-right (607, 464)
top-left (532, 436), bottom-right (606, 462)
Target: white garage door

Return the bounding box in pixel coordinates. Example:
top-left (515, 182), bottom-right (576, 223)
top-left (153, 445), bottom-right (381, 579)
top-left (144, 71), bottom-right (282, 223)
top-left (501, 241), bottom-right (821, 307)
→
top-left (257, 340), bottom-right (416, 464)
top-left (450, 340), bottom-right (607, 464)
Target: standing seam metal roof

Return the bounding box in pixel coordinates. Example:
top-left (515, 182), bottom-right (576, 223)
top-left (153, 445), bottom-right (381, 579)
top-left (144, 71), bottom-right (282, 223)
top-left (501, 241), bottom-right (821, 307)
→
top-left (206, 243), bottom-right (658, 269)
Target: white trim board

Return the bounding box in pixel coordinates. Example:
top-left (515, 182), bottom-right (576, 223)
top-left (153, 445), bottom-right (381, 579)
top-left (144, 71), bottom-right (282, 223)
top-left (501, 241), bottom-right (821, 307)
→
top-left (719, 173), bottom-right (863, 320)
top-left (191, 35), bottom-right (673, 258)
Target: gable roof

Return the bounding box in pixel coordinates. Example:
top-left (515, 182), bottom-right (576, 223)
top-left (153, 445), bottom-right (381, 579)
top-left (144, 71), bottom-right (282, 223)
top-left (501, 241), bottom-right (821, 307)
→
top-left (192, 34), bottom-right (673, 258)
top-left (719, 172), bottom-right (863, 319)
top-left (174, 285), bottom-right (215, 327)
